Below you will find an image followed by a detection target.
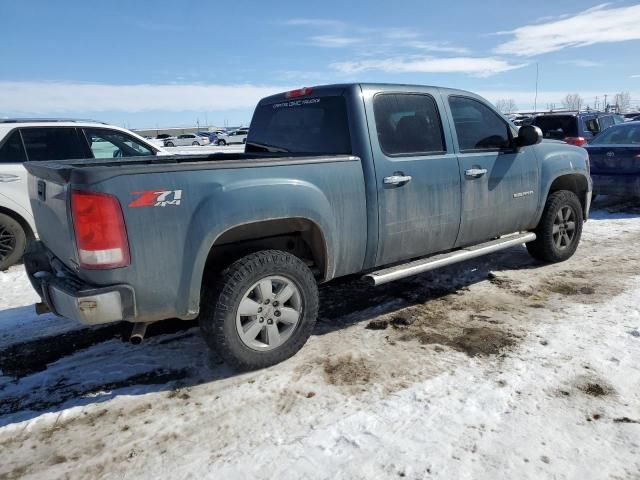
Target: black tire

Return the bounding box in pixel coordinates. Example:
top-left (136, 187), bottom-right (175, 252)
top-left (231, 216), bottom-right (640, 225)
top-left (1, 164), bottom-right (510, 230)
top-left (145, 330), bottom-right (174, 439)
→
top-left (217, 139), bottom-right (226, 146)
top-left (0, 213), bottom-right (27, 270)
top-left (192, 141), bottom-right (199, 146)
top-left (200, 250), bottom-right (319, 370)
top-left (526, 190), bottom-right (583, 263)
top-left (165, 141), bottom-right (174, 147)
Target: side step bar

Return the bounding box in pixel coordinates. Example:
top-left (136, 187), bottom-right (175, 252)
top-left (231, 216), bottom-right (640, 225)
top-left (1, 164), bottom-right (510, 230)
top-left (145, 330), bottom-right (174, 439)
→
top-left (363, 232), bottom-right (536, 286)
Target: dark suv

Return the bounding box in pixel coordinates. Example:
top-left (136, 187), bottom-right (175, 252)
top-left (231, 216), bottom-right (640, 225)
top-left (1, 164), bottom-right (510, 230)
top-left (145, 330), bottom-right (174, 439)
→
top-left (533, 112), bottom-right (624, 146)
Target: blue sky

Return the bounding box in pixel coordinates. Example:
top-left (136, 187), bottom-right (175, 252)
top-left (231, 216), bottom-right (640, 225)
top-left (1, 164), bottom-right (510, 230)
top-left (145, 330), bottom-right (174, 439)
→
top-left (1, 0), bottom-right (639, 128)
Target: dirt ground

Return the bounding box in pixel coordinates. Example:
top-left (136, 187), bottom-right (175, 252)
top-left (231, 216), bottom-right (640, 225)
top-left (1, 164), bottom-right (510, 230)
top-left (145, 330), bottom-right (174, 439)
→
top-left (0, 199), bottom-right (639, 480)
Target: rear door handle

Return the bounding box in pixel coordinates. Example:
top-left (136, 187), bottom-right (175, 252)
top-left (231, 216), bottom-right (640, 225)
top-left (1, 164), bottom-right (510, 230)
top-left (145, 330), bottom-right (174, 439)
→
top-left (464, 168), bottom-right (487, 178)
top-left (0, 174), bottom-right (20, 183)
top-left (383, 174), bottom-right (412, 186)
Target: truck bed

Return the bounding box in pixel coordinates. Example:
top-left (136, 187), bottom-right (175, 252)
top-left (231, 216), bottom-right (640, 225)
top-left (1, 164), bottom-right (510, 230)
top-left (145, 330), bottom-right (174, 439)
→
top-left (24, 153), bottom-right (359, 184)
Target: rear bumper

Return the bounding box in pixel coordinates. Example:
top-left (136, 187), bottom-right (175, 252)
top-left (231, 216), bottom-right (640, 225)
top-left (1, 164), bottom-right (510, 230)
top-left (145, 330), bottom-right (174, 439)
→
top-left (591, 174), bottom-right (640, 197)
top-left (24, 241), bottom-right (136, 325)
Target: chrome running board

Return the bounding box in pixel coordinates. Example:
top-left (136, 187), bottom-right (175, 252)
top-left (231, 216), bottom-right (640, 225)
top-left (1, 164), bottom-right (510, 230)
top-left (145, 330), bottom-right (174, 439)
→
top-left (363, 232), bottom-right (536, 286)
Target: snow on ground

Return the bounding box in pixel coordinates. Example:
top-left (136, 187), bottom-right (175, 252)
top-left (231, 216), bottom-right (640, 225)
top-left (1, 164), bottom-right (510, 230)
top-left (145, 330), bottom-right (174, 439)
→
top-left (1, 200), bottom-right (639, 480)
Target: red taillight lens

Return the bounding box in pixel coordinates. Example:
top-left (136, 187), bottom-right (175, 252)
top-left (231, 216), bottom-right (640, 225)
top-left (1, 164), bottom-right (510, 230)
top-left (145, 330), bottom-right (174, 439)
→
top-left (71, 191), bottom-right (130, 269)
top-left (564, 136), bottom-right (586, 146)
top-left (285, 87), bottom-right (313, 98)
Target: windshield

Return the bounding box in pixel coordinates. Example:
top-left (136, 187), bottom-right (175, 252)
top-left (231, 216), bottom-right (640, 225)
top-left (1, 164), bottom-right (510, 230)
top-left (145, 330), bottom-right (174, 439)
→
top-left (589, 124), bottom-right (640, 145)
top-left (533, 115), bottom-right (578, 140)
top-left (246, 95), bottom-right (351, 154)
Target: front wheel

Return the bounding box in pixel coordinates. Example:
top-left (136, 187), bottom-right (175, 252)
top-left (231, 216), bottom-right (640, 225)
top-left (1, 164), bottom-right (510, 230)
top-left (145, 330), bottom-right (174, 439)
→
top-left (217, 139), bottom-right (226, 146)
top-left (527, 190), bottom-right (583, 263)
top-left (192, 141), bottom-right (199, 146)
top-left (0, 213), bottom-right (27, 270)
top-left (200, 250), bottom-right (319, 370)
top-left (165, 141), bottom-right (174, 147)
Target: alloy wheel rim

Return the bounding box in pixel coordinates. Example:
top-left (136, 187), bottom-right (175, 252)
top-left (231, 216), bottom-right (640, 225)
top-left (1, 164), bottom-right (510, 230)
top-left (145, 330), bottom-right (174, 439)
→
top-left (0, 224), bottom-right (16, 261)
top-left (552, 205), bottom-right (576, 250)
top-left (235, 275), bottom-right (302, 351)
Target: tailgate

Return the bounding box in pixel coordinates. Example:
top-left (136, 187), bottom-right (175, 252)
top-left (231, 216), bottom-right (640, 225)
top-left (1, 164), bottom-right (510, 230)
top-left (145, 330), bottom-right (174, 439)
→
top-left (27, 174), bottom-right (78, 268)
top-left (587, 146), bottom-right (640, 174)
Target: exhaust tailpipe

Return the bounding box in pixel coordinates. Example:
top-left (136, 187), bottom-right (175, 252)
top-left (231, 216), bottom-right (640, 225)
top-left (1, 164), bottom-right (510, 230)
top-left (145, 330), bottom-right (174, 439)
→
top-left (130, 322), bottom-right (151, 345)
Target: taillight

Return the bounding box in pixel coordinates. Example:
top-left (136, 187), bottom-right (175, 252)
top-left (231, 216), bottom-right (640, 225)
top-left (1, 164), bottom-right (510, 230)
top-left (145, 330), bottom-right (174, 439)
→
top-left (285, 87), bottom-right (313, 98)
top-left (71, 191), bottom-right (130, 269)
top-left (564, 136), bottom-right (586, 146)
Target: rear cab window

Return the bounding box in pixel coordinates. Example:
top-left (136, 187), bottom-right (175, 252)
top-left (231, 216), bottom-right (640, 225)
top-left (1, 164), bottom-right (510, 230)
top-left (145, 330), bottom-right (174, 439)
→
top-left (0, 130), bottom-right (27, 163)
top-left (373, 93), bottom-right (445, 156)
top-left (533, 115), bottom-right (579, 140)
top-left (247, 95), bottom-right (351, 154)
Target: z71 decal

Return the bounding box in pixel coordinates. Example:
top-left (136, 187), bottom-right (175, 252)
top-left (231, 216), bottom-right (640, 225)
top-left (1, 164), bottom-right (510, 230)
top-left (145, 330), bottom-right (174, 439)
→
top-left (129, 190), bottom-right (182, 208)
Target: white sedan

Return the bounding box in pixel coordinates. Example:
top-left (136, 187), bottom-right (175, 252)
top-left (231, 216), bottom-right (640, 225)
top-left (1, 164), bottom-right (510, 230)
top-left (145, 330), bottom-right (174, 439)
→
top-left (164, 133), bottom-right (210, 147)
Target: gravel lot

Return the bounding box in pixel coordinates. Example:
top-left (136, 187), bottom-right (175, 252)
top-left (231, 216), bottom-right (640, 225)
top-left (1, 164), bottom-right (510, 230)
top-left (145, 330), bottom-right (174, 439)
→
top-left (1, 200), bottom-right (639, 480)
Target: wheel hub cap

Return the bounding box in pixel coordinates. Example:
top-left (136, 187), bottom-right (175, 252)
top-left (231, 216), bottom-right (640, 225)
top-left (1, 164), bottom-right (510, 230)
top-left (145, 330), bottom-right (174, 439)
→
top-left (235, 275), bottom-right (302, 351)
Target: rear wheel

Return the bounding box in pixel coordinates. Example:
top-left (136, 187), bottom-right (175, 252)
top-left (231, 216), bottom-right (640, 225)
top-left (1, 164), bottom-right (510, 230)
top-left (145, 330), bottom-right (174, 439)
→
top-left (192, 141), bottom-right (199, 146)
top-left (165, 141), bottom-right (174, 147)
top-left (200, 250), bottom-right (318, 370)
top-left (526, 190), bottom-right (583, 263)
top-left (0, 213), bottom-right (27, 270)
top-left (217, 139), bottom-right (226, 146)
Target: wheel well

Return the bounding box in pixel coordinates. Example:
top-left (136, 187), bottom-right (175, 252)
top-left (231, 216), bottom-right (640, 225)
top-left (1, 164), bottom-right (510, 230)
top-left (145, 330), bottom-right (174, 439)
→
top-left (0, 207), bottom-right (35, 240)
top-left (548, 174), bottom-right (589, 217)
top-left (204, 218), bottom-right (328, 281)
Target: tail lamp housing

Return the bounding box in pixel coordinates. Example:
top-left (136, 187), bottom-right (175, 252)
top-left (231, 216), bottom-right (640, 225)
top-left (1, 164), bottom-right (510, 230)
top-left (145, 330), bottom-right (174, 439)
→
top-left (71, 190), bottom-right (130, 269)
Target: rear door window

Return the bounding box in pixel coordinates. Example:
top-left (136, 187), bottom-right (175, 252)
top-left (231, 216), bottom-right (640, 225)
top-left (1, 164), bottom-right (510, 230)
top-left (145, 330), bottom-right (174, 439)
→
top-left (247, 95), bottom-right (351, 154)
top-left (20, 127), bottom-right (87, 161)
top-left (373, 93), bottom-right (445, 155)
top-left (533, 115), bottom-right (579, 140)
top-left (0, 130), bottom-right (28, 163)
top-left (449, 96), bottom-right (511, 151)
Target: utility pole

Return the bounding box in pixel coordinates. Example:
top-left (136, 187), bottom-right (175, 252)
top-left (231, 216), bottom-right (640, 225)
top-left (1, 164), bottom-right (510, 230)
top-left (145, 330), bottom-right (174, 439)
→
top-left (603, 94), bottom-right (608, 112)
top-left (595, 96), bottom-right (599, 111)
top-left (534, 62), bottom-right (539, 112)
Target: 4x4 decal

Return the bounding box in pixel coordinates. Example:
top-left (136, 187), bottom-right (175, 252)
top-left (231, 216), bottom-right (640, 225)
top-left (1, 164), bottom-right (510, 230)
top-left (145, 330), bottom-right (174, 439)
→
top-left (129, 190), bottom-right (182, 208)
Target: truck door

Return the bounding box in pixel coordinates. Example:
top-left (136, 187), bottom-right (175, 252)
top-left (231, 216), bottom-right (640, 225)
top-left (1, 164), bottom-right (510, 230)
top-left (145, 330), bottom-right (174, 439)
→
top-left (444, 95), bottom-right (539, 247)
top-left (365, 89), bottom-right (462, 266)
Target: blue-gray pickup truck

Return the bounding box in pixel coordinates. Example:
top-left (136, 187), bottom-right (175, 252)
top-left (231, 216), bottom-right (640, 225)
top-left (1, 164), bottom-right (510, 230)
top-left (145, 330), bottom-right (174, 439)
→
top-left (23, 83), bottom-right (592, 369)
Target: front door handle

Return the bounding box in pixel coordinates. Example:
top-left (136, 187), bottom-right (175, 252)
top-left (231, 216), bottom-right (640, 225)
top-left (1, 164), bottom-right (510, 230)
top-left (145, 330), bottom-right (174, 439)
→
top-left (384, 174), bottom-right (412, 186)
top-left (0, 174), bottom-right (20, 183)
top-left (464, 168), bottom-right (488, 178)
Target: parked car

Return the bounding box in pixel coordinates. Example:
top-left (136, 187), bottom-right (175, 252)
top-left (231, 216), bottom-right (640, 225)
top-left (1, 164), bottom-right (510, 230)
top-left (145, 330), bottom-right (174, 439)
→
top-left (584, 122), bottom-right (640, 199)
top-left (23, 83), bottom-right (591, 369)
top-left (0, 119), bottom-right (170, 270)
top-left (164, 133), bottom-right (210, 147)
top-left (623, 113), bottom-right (640, 123)
top-left (226, 128), bottom-right (249, 144)
top-left (533, 112), bottom-right (624, 146)
top-left (210, 131), bottom-right (230, 146)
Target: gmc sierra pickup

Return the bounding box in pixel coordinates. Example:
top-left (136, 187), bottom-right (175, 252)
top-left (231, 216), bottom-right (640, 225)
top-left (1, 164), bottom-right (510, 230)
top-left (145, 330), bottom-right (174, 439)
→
top-left (23, 83), bottom-right (592, 369)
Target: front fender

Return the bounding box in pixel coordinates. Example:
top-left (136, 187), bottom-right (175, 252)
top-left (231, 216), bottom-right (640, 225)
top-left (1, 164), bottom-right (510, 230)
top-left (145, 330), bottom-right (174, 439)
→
top-left (533, 144), bottom-right (592, 225)
top-left (179, 178), bottom-right (338, 317)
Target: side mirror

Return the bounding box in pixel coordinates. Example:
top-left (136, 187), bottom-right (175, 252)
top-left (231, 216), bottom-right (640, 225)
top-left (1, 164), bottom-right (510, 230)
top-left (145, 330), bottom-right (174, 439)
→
top-left (517, 125), bottom-right (542, 147)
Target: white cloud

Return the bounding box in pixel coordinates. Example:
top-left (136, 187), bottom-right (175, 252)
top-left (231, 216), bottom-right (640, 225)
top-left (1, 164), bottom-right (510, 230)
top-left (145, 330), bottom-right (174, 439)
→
top-left (0, 82), bottom-right (289, 114)
top-left (332, 56), bottom-right (526, 77)
top-left (284, 18), bottom-right (346, 28)
top-left (495, 3), bottom-right (640, 56)
top-left (309, 35), bottom-right (363, 48)
top-left (558, 59), bottom-right (602, 67)
top-left (632, 74), bottom-right (640, 78)
top-left (405, 41), bottom-right (471, 54)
